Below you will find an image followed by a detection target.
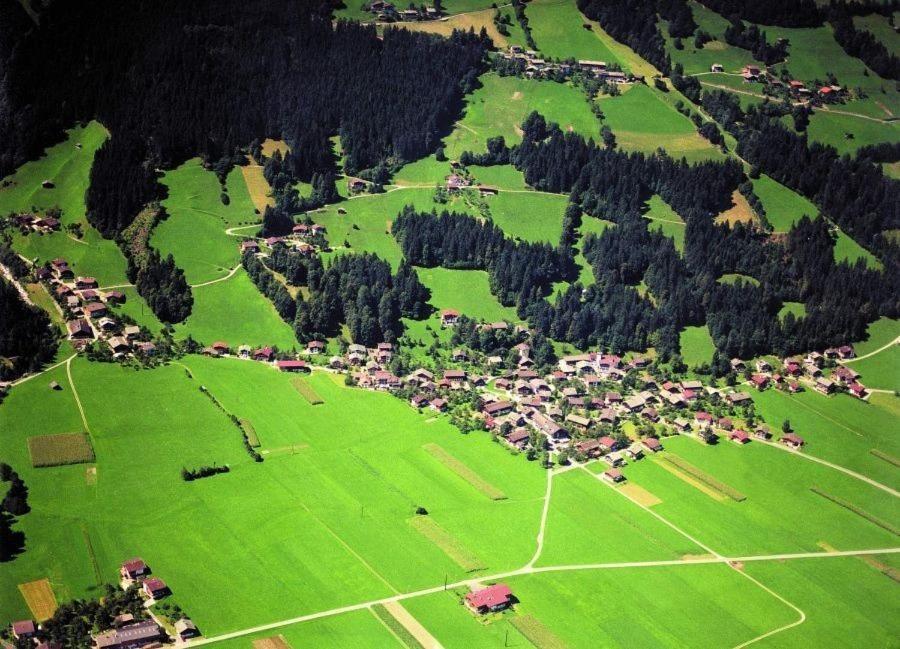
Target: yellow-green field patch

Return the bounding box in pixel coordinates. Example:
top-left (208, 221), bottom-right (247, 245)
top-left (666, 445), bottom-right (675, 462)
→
top-left (619, 482), bottom-right (662, 507)
top-left (655, 457), bottom-right (727, 502)
top-left (713, 190), bottom-right (755, 226)
top-left (423, 443), bottom-right (506, 500)
top-left (252, 635), bottom-right (291, 649)
top-left (870, 449), bottom-right (900, 468)
top-left (239, 419), bottom-right (260, 447)
top-left (27, 433), bottom-right (95, 467)
top-left (291, 377), bottom-right (324, 405)
top-left (240, 163), bottom-right (274, 213)
top-left (261, 139), bottom-right (290, 157)
top-left (409, 515), bottom-right (483, 572)
top-left (18, 579), bottom-right (58, 621)
top-left (661, 454), bottom-right (746, 502)
top-left (509, 614), bottom-right (567, 649)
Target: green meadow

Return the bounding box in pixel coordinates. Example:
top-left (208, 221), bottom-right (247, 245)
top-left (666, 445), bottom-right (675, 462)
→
top-left (596, 84), bottom-right (722, 162)
top-left (526, 0), bottom-right (624, 66)
top-left (852, 317), bottom-right (899, 356)
top-left (468, 164), bottom-right (530, 190)
top-left (444, 73), bottom-right (600, 159)
top-left (0, 122), bottom-right (131, 287)
top-left (173, 268), bottom-right (299, 349)
top-left (778, 301), bottom-right (807, 320)
top-left (0, 357), bottom-right (546, 632)
top-left (663, 1), bottom-right (756, 75)
top-left (804, 110), bottom-right (900, 155)
top-left (718, 273), bottom-right (759, 286)
top-left (154, 159), bottom-right (257, 285)
top-left (644, 194), bottom-right (686, 253)
top-left (416, 267), bottom-right (519, 323)
top-left (679, 325), bottom-right (715, 366)
top-left (486, 190), bottom-right (568, 243)
top-left (742, 556), bottom-right (900, 648)
top-left (621, 436), bottom-right (898, 556)
top-left (846, 348), bottom-right (900, 392)
top-left (750, 387), bottom-right (900, 491)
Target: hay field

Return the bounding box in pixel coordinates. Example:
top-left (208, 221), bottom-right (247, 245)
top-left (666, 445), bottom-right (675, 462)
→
top-left (28, 433), bottom-right (95, 467)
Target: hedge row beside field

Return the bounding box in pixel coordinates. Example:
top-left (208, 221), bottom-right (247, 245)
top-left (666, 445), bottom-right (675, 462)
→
top-left (292, 377), bottom-right (323, 405)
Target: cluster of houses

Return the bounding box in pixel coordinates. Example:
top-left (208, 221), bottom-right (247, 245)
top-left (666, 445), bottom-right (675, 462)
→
top-left (737, 65), bottom-right (847, 103)
top-left (35, 258), bottom-right (155, 358)
top-left (240, 222), bottom-right (326, 258)
top-left (500, 46), bottom-right (629, 83)
top-left (7, 212), bottom-right (61, 233)
top-left (366, 1), bottom-right (441, 22)
top-left (737, 345), bottom-right (867, 400)
top-left (444, 173), bottom-right (499, 196)
top-left (6, 559), bottom-right (198, 649)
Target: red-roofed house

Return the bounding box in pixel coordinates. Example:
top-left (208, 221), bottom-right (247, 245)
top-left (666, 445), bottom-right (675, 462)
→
top-left (464, 584), bottom-right (514, 614)
top-left (11, 621), bottom-right (36, 639)
top-left (142, 578), bottom-right (169, 600)
top-left (729, 430), bottom-right (750, 445)
top-left (781, 433), bottom-right (805, 449)
top-left (120, 558), bottom-right (149, 580)
top-left (276, 360), bottom-right (309, 372)
top-left (440, 309), bottom-right (459, 327)
top-left (751, 374), bottom-right (769, 390)
top-left (603, 468), bottom-right (625, 483)
top-left (253, 347), bottom-right (274, 362)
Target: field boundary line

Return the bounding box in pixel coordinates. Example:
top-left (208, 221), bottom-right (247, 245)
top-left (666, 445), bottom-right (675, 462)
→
top-left (66, 356), bottom-right (91, 436)
top-left (730, 571), bottom-right (806, 648)
top-left (10, 353), bottom-right (76, 387)
top-left (191, 264), bottom-right (241, 288)
top-left (368, 606), bottom-right (413, 649)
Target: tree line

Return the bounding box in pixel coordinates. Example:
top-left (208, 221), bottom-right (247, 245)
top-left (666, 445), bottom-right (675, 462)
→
top-left (0, 276), bottom-right (58, 380)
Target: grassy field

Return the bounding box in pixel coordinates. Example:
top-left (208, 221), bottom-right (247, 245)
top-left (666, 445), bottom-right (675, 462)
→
top-left (644, 195), bottom-right (686, 253)
top-left (846, 347), bottom-right (900, 392)
top-left (397, 7), bottom-right (511, 48)
top-left (0, 357), bottom-right (546, 632)
top-left (0, 121), bottom-right (132, 287)
top-left (105, 286), bottom-right (165, 333)
top-left (486, 190), bottom-right (567, 243)
top-left (852, 317), bottom-right (899, 356)
top-left (679, 325), bottom-right (715, 366)
top-left (623, 436), bottom-right (898, 556)
top-left (468, 164), bottom-right (530, 190)
top-left (804, 110), bottom-right (900, 155)
top-left (833, 228), bottom-right (881, 270)
top-left (663, 2), bottom-right (756, 75)
top-left (743, 556), bottom-right (900, 647)
top-left (718, 272), bottom-right (759, 286)
top-left (778, 301), bottom-right (807, 320)
top-left (444, 73), bottom-right (600, 159)
top-left (753, 174), bottom-right (817, 232)
top-left (416, 267), bottom-right (519, 323)
top-left (750, 388), bottom-right (900, 491)
top-left (526, 0), bottom-right (624, 66)
top-left (173, 268), bottom-right (299, 349)
top-left (536, 469), bottom-right (701, 565)
top-left (154, 159), bottom-right (257, 285)
top-left (596, 84), bottom-right (722, 162)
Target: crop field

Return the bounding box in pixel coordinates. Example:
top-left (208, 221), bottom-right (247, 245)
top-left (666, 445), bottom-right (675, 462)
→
top-left (408, 515), bottom-right (483, 572)
top-left (27, 433), bottom-right (95, 467)
top-left (595, 84), bottom-right (722, 162)
top-left (291, 377), bottom-right (324, 404)
top-left (17, 579), bottom-right (57, 621)
top-left (679, 325), bottom-right (715, 366)
top-left (173, 268), bottom-right (299, 349)
top-left (415, 267), bottom-right (519, 324)
top-left (154, 159), bottom-right (258, 285)
top-left (525, 0), bottom-right (624, 66)
top-left (443, 73), bottom-right (600, 159)
top-left (240, 163), bottom-right (274, 213)
top-left (0, 121), bottom-right (131, 287)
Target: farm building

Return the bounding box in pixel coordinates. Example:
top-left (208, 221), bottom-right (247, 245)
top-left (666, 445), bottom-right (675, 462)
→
top-left (142, 577), bottom-right (169, 600)
top-left (120, 558), bottom-right (150, 580)
top-left (92, 620), bottom-right (163, 649)
top-left (465, 583), bottom-right (514, 614)
top-left (11, 621), bottom-right (36, 640)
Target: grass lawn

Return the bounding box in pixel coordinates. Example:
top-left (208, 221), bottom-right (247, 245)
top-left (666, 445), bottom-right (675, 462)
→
top-left (536, 469), bottom-right (703, 565)
top-left (0, 357), bottom-right (546, 633)
top-left (0, 121), bottom-right (132, 287)
top-left (644, 195), bottom-right (686, 253)
top-left (526, 0), bottom-right (624, 67)
top-left (622, 436), bottom-right (898, 556)
top-left (750, 388), bottom-right (900, 491)
top-left (315, 188), bottom-right (478, 270)
top-left (851, 317), bottom-right (899, 356)
top-left (444, 73), bottom-right (600, 159)
top-left (679, 325), bottom-right (715, 366)
top-left (154, 159), bottom-right (258, 285)
top-left (718, 273), bottom-right (759, 286)
top-left (743, 557), bottom-right (900, 648)
top-left (596, 84), bottom-right (722, 162)
top-left (486, 190), bottom-right (568, 243)
top-left (173, 268), bottom-right (299, 349)
top-left (804, 110), bottom-right (900, 155)
top-left (846, 347), bottom-right (900, 392)
top-left (778, 301), bottom-right (806, 320)
top-left (416, 267), bottom-right (519, 323)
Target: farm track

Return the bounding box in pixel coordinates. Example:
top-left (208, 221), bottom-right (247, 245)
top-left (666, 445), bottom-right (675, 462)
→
top-left (841, 337), bottom-right (899, 363)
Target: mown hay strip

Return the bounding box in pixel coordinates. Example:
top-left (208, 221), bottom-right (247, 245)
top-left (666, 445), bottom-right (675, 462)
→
top-left (291, 377), bottom-right (323, 405)
top-left (240, 164), bottom-right (275, 213)
top-left (239, 419), bottom-right (260, 447)
top-left (870, 449), bottom-right (900, 468)
top-left (620, 482), bottom-right (662, 507)
top-left (28, 433), bottom-right (95, 467)
top-left (371, 604), bottom-right (426, 649)
top-left (18, 579), bottom-right (57, 621)
top-left (661, 454), bottom-right (746, 502)
top-left (810, 487), bottom-right (899, 536)
top-left (509, 615), bottom-right (567, 649)
top-left (423, 443), bottom-right (506, 500)
top-left (409, 516), bottom-right (483, 572)
top-left (656, 460), bottom-right (726, 502)
top-left (252, 635), bottom-right (291, 649)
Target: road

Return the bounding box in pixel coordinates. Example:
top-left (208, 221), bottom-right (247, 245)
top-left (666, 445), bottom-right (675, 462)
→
top-left (841, 337), bottom-right (899, 363)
